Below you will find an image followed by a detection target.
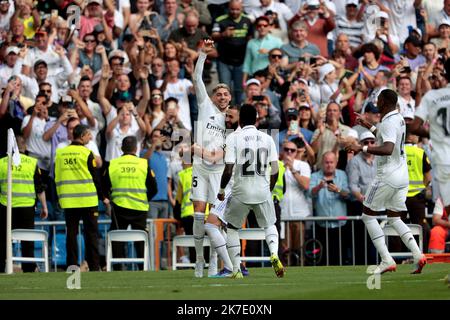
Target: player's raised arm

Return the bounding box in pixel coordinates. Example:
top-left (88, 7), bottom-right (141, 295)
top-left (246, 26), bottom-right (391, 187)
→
top-left (193, 39), bottom-right (215, 106)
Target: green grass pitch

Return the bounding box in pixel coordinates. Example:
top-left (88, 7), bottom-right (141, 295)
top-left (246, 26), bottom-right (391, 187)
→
top-left (1, 263), bottom-right (449, 300)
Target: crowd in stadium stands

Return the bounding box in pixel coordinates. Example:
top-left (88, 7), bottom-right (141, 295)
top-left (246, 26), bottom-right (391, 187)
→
top-left (1, 0), bottom-right (450, 271)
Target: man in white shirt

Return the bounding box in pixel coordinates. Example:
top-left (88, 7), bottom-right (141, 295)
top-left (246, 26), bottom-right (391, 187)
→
top-left (346, 89), bottom-right (426, 275)
top-left (191, 39), bottom-right (233, 278)
top-left (0, 46), bottom-right (19, 90)
top-left (409, 59), bottom-right (450, 234)
top-left (218, 104), bottom-right (285, 278)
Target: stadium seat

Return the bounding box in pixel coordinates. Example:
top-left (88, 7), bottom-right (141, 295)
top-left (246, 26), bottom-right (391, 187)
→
top-left (239, 228), bottom-right (271, 263)
top-left (11, 229), bottom-right (49, 272)
top-left (172, 235), bottom-right (211, 270)
top-left (383, 224), bottom-right (423, 258)
top-left (106, 230), bottom-right (150, 271)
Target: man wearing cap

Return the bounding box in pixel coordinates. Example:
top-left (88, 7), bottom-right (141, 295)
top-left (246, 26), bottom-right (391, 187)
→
top-left (352, 102), bottom-right (380, 138)
top-left (281, 19), bottom-right (320, 66)
top-left (247, 0), bottom-right (294, 34)
top-left (13, 44), bottom-right (73, 103)
top-left (345, 130), bottom-right (377, 264)
top-left (279, 107), bottom-right (313, 148)
top-left (431, 18), bottom-right (450, 52)
top-left (243, 78), bottom-right (281, 128)
top-left (402, 36), bottom-right (426, 72)
top-left (242, 16), bottom-right (283, 86)
top-left (0, 46), bottom-right (19, 90)
top-left (334, 0), bottom-right (363, 50)
top-left (79, 0), bottom-right (114, 42)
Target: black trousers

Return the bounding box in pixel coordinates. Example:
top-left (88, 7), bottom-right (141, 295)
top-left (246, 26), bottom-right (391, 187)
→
top-left (110, 203), bottom-right (147, 270)
top-left (181, 215), bottom-right (195, 263)
top-left (0, 204), bottom-right (36, 272)
top-left (65, 207), bottom-right (100, 271)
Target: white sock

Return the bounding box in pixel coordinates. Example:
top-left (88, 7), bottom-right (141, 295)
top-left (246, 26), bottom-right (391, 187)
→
top-left (193, 212), bottom-right (205, 262)
top-left (265, 225), bottom-right (279, 257)
top-left (226, 228), bottom-right (241, 273)
top-left (362, 214), bottom-right (392, 262)
top-left (388, 217), bottom-right (422, 260)
top-left (205, 223), bottom-right (233, 271)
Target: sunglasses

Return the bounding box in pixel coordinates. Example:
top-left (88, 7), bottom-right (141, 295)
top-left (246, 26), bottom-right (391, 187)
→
top-left (270, 54), bottom-right (282, 59)
top-left (257, 24), bottom-right (268, 28)
top-left (41, 89), bottom-right (51, 93)
top-left (152, 94), bottom-right (162, 98)
top-left (84, 39), bottom-right (96, 43)
top-left (284, 147), bottom-right (297, 153)
top-left (362, 140), bottom-right (375, 145)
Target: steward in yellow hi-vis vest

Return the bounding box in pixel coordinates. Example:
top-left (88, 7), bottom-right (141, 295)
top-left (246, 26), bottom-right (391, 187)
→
top-left (54, 124), bottom-right (105, 271)
top-left (0, 135), bottom-right (48, 273)
top-left (272, 160), bottom-right (286, 202)
top-left (404, 131), bottom-right (432, 242)
top-left (104, 136), bottom-right (157, 270)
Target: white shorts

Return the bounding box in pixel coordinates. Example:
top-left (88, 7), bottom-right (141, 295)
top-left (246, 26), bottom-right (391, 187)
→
top-left (224, 197), bottom-right (276, 229)
top-left (363, 179), bottom-right (408, 213)
top-left (209, 186), bottom-right (232, 223)
top-left (190, 166), bottom-right (222, 204)
top-left (433, 165), bottom-right (450, 207)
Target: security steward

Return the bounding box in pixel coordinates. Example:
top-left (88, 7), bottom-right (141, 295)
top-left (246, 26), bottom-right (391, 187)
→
top-left (55, 124), bottom-right (107, 271)
top-left (104, 136), bottom-right (157, 269)
top-left (272, 159), bottom-right (286, 248)
top-left (404, 129), bottom-right (432, 250)
top-left (175, 144), bottom-right (196, 262)
top-left (0, 135), bottom-right (48, 273)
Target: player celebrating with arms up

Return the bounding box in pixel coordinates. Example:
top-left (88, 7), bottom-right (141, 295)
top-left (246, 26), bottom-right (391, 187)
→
top-left (191, 39), bottom-right (234, 278)
top-left (346, 89), bottom-right (426, 274)
top-left (218, 104), bottom-right (285, 279)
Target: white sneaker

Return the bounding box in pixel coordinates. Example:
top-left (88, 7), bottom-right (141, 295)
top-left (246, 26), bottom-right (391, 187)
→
top-left (194, 261), bottom-right (205, 278)
top-left (372, 260), bottom-right (397, 275)
top-left (207, 256), bottom-right (218, 277)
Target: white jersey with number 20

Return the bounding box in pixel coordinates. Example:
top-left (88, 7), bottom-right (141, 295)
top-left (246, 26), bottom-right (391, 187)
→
top-left (224, 125), bottom-right (278, 204)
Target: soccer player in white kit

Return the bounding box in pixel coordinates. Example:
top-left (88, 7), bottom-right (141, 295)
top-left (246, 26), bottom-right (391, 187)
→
top-left (346, 89), bottom-right (426, 274)
top-left (217, 104), bottom-right (285, 278)
top-left (409, 59), bottom-right (450, 235)
top-left (191, 39), bottom-right (234, 278)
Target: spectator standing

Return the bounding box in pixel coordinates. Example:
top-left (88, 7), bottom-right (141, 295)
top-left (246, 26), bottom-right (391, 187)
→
top-left (55, 124), bottom-right (108, 271)
top-left (247, 0), bottom-right (294, 35)
top-left (346, 131), bottom-right (377, 264)
top-left (104, 136), bottom-right (157, 269)
top-left (309, 151), bottom-right (350, 265)
top-left (281, 20), bottom-right (320, 66)
top-left (212, 0), bottom-right (253, 105)
top-left (0, 136), bottom-right (48, 273)
top-left (280, 140), bottom-right (311, 265)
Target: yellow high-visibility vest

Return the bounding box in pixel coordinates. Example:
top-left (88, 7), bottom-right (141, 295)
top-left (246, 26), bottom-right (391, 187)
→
top-left (405, 144), bottom-right (427, 197)
top-left (55, 145), bottom-right (98, 209)
top-left (0, 154), bottom-right (37, 207)
top-left (178, 167), bottom-right (194, 218)
top-left (109, 154), bottom-right (149, 211)
top-left (272, 160), bottom-right (285, 201)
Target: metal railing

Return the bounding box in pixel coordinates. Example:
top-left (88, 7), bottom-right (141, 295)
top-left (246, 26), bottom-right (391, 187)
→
top-left (29, 215), bottom-right (428, 271)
